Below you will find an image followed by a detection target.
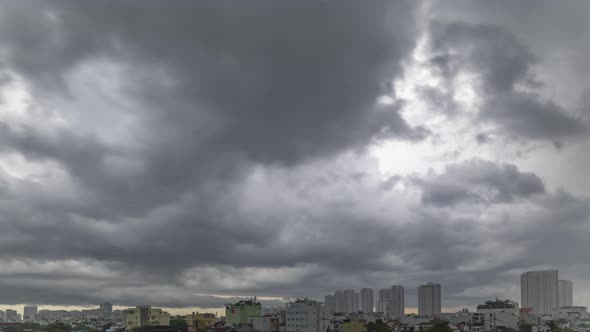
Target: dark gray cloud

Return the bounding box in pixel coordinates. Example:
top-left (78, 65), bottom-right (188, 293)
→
top-left (0, 0), bottom-right (589, 312)
top-left (415, 159), bottom-right (545, 206)
top-left (428, 21), bottom-right (587, 140)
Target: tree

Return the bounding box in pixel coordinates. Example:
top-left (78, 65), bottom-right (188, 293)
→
top-left (546, 321), bottom-right (559, 332)
top-left (426, 321), bottom-right (452, 332)
top-left (366, 319), bottom-right (392, 332)
top-left (170, 319), bottom-right (188, 332)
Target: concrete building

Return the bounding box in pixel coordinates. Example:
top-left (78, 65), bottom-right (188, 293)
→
top-left (360, 289), bottom-right (374, 313)
top-left (251, 315), bottom-right (281, 332)
top-left (225, 300), bottom-right (262, 327)
top-left (378, 289), bottom-right (393, 302)
top-left (377, 288), bottom-right (391, 314)
top-left (325, 295), bottom-right (337, 315)
top-left (389, 286), bottom-right (405, 319)
top-left (285, 300), bottom-right (328, 332)
top-left (558, 280), bottom-right (574, 308)
top-left (476, 300), bottom-right (519, 332)
top-left (335, 290), bottom-right (345, 314)
top-left (24, 306), bottom-right (38, 322)
top-left (552, 306), bottom-right (588, 321)
top-left (343, 290), bottom-right (360, 314)
top-left (375, 286), bottom-right (404, 318)
top-left (6, 309), bottom-right (19, 322)
top-left (418, 283), bottom-right (441, 317)
top-left (521, 270), bottom-right (558, 316)
top-left (100, 303), bottom-right (114, 314)
top-left (124, 306), bottom-right (170, 331)
top-left (186, 312), bottom-right (217, 332)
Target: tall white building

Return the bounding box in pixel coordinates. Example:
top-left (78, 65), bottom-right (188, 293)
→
top-left (286, 300), bottom-right (328, 332)
top-left (521, 270), bottom-right (558, 316)
top-left (377, 288), bottom-right (392, 316)
top-left (360, 288), bottom-right (374, 313)
top-left (325, 294), bottom-right (336, 315)
top-left (390, 285), bottom-right (405, 318)
top-left (343, 290), bottom-right (359, 314)
top-left (5, 309), bottom-right (18, 322)
top-left (23, 306), bottom-right (38, 322)
top-left (558, 280), bottom-right (573, 308)
top-left (376, 286), bottom-right (404, 318)
top-left (378, 288), bottom-right (393, 301)
top-left (100, 302), bottom-right (113, 314)
top-left (335, 290), bottom-right (345, 313)
top-left (418, 283), bottom-right (441, 316)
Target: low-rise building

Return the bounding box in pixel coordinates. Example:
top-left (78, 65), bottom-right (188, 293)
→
top-left (187, 313), bottom-right (218, 332)
top-left (476, 300), bottom-right (519, 332)
top-left (226, 300), bottom-right (262, 327)
top-left (251, 315), bottom-right (281, 332)
top-left (286, 300), bottom-right (328, 332)
top-left (553, 307), bottom-right (588, 321)
top-left (124, 306), bottom-right (170, 331)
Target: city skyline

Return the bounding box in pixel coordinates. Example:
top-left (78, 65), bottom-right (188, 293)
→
top-left (0, 0), bottom-right (589, 313)
top-left (0, 270), bottom-right (577, 317)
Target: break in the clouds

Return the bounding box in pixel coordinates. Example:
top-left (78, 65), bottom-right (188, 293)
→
top-left (0, 0), bottom-right (589, 311)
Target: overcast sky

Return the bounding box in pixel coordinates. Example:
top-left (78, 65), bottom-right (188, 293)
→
top-left (0, 0), bottom-right (589, 313)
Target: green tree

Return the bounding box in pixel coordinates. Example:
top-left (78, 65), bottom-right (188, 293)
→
top-left (546, 321), bottom-right (559, 332)
top-left (426, 321), bottom-right (452, 332)
top-left (366, 319), bottom-right (392, 332)
top-left (170, 319), bottom-right (188, 332)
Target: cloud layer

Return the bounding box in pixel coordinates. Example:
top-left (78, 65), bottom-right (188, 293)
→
top-left (0, 0), bottom-right (589, 311)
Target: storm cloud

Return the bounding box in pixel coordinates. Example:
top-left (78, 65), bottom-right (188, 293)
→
top-left (0, 0), bottom-right (589, 312)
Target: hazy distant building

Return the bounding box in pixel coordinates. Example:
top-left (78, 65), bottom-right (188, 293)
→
top-left (100, 302), bottom-right (114, 314)
top-left (377, 288), bottom-right (392, 315)
top-left (389, 286), bottom-right (405, 318)
top-left (376, 286), bottom-right (404, 318)
top-left (360, 288), bottom-right (374, 313)
top-left (24, 306), bottom-right (38, 322)
top-left (552, 306), bottom-right (587, 321)
top-left (286, 300), bottom-right (327, 332)
top-left (6, 309), bottom-right (18, 322)
top-left (521, 270), bottom-right (558, 316)
top-left (378, 288), bottom-right (393, 301)
top-left (418, 283), bottom-right (441, 316)
top-left (325, 294), bottom-right (337, 315)
top-left (343, 290), bottom-right (359, 314)
top-left (335, 290), bottom-right (345, 313)
top-left (558, 280), bottom-right (573, 307)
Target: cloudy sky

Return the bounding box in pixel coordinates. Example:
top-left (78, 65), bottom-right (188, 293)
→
top-left (0, 0), bottom-right (589, 313)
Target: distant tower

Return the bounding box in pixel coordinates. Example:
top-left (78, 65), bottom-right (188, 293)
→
top-left (418, 283), bottom-right (441, 316)
top-left (521, 270), bottom-right (558, 316)
top-left (360, 288), bottom-right (374, 313)
top-left (558, 280), bottom-right (573, 307)
top-left (23, 306), bottom-right (38, 322)
top-left (390, 285), bottom-right (405, 318)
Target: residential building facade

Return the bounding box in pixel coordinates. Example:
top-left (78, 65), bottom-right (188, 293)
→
top-left (23, 306), bottom-right (38, 322)
top-left (286, 300), bottom-right (327, 332)
top-left (360, 289), bottom-right (374, 313)
top-left (558, 280), bottom-right (574, 308)
top-left (225, 300), bottom-right (262, 327)
top-left (521, 270), bottom-right (558, 316)
top-left (124, 306), bottom-right (170, 331)
top-left (418, 283), bottom-right (441, 317)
